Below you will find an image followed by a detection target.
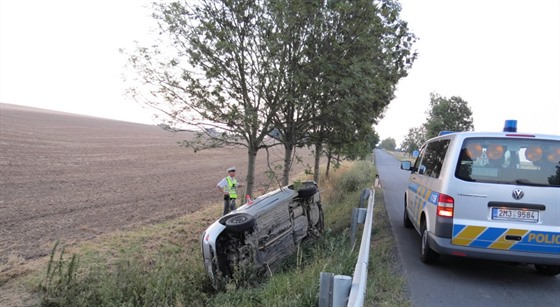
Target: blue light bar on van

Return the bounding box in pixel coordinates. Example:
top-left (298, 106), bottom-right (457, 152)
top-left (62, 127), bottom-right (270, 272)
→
top-left (438, 131), bottom-right (456, 136)
top-left (503, 120), bottom-right (517, 132)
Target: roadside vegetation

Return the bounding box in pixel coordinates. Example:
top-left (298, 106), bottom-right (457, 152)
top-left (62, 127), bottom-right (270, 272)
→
top-left (16, 159), bottom-right (409, 306)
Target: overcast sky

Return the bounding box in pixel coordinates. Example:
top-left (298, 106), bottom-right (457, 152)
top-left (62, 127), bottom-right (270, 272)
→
top-left (1, 0), bottom-right (559, 145)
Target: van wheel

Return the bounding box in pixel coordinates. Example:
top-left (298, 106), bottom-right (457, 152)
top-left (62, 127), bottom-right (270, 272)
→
top-left (420, 221), bottom-right (439, 264)
top-left (222, 213), bottom-right (255, 233)
top-left (534, 265), bottom-right (560, 276)
top-left (403, 200), bottom-right (413, 229)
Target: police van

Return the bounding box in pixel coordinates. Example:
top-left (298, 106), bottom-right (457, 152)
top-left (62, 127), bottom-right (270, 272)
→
top-left (400, 120), bottom-right (560, 275)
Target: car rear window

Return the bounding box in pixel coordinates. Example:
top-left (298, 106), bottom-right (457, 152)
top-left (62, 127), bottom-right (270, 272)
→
top-left (455, 137), bottom-right (560, 187)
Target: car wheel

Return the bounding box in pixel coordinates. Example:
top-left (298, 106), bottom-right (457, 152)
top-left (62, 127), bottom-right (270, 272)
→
top-left (534, 265), bottom-right (560, 276)
top-left (222, 213), bottom-right (256, 232)
top-left (306, 203), bottom-right (324, 239)
top-left (297, 185), bottom-right (318, 198)
top-left (403, 198), bottom-right (413, 229)
top-left (420, 220), bottom-right (439, 264)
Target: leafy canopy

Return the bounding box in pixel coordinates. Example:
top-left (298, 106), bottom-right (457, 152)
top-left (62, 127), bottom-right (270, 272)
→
top-left (124, 0), bottom-right (417, 192)
top-left (400, 92), bottom-right (474, 153)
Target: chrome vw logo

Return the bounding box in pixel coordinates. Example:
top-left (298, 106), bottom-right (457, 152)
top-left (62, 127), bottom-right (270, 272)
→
top-left (512, 189), bottom-right (524, 200)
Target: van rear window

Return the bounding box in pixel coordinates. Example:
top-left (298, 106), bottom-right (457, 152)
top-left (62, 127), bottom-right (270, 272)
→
top-left (455, 138), bottom-right (560, 187)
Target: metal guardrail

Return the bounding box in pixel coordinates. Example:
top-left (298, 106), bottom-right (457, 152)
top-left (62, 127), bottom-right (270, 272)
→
top-left (319, 181), bottom-right (377, 307)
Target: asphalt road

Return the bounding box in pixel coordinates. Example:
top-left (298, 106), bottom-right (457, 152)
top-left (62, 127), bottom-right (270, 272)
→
top-left (374, 149), bottom-right (560, 307)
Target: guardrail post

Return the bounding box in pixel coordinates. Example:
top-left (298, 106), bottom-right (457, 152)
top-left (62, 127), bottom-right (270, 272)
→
top-left (351, 188), bottom-right (371, 245)
top-left (319, 272), bottom-right (334, 307)
top-left (350, 208), bottom-right (367, 245)
top-left (333, 275), bottom-right (352, 306)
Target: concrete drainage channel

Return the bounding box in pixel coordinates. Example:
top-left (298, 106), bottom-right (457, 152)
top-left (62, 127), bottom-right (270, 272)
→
top-left (319, 182), bottom-right (377, 307)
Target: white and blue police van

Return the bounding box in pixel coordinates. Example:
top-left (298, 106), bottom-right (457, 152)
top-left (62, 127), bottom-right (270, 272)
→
top-left (400, 120), bottom-right (560, 275)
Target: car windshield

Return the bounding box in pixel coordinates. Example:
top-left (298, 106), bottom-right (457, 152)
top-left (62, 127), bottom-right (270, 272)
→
top-left (455, 137), bottom-right (560, 187)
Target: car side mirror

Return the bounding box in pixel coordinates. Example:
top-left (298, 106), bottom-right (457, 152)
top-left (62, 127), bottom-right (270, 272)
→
top-left (400, 160), bottom-right (412, 170)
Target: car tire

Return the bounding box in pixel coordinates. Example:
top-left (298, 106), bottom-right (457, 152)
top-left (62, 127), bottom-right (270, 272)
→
top-left (420, 220), bottom-right (439, 264)
top-left (534, 265), bottom-right (560, 276)
top-left (297, 185), bottom-right (318, 198)
top-left (403, 198), bottom-right (413, 229)
top-left (222, 213), bottom-right (256, 232)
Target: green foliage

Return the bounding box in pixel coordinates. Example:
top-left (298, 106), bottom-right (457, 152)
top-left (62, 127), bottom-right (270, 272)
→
top-left (400, 126), bottom-right (426, 154)
top-left (424, 92), bottom-right (474, 139)
top-left (338, 161), bottom-right (374, 192)
top-left (380, 137), bottom-right (397, 151)
top-left (401, 92), bottom-right (474, 152)
top-left (125, 0), bottom-right (417, 190)
top-left (308, 0), bottom-right (416, 174)
top-left (40, 241), bottom-right (79, 306)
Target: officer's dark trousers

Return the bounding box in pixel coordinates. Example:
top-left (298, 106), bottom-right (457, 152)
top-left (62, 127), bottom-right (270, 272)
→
top-left (223, 197), bottom-right (236, 215)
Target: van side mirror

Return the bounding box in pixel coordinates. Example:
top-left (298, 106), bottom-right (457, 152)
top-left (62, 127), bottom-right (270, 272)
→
top-left (400, 160), bottom-right (412, 170)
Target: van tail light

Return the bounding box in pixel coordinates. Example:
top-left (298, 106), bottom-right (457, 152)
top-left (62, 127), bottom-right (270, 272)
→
top-left (437, 194), bottom-right (454, 218)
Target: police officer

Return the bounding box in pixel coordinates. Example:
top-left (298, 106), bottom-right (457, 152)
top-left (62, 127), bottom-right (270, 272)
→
top-left (216, 167), bottom-right (243, 215)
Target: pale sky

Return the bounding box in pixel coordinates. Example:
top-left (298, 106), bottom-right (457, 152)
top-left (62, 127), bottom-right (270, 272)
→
top-left (1, 0), bottom-right (559, 145)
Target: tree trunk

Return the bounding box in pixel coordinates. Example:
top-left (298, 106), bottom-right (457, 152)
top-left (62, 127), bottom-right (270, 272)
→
top-left (326, 154), bottom-right (332, 178)
top-left (314, 142), bottom-right (322, 183)
top-left (245, 145), bottom-right (258, 199)
top-left (282, 142), bottom-right (293, 186)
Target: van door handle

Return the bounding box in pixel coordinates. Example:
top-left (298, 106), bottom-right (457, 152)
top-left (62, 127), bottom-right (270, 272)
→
top-left (505, 235), bottom-right (522, 241)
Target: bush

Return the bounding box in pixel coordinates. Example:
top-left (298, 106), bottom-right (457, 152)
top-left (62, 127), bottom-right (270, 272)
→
top-left (338, 161), bottom-right (375, 192)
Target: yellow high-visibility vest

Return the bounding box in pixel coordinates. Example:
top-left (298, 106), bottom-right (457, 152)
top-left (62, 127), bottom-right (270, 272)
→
top-left (226, 177), bottom-right (238, 199)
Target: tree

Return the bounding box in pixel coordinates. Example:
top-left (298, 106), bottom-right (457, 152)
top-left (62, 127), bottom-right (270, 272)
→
top-left (380, 137), bottom-right (397, 151)
top-left (424, 92), bottom-right (474, 139)
top-left (125, 0), bottom-right (416, 194)
top-left (264, 0), bottom-right (416, 184)
top-left (401, 126), bottom-right (426, 154)
top-left (400, 93), bottom-right (474, 153)
top-left (305, 0), bottom-right (416, 179)
top-left (125, 1), bottom-right (291, 197)
top-left (265, 1), bottom-right (322, 186)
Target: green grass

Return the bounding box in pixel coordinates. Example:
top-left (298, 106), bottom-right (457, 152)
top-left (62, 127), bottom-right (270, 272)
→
top-left (33, 159), bottom-right (410, 306)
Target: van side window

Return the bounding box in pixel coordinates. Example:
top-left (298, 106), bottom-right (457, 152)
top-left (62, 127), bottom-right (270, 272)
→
top-left (413, 146), bottom-right (426, 174)
top-left (421, 140), bottom-right (450, 178)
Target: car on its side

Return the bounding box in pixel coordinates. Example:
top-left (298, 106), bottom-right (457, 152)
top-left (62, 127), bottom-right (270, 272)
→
top-left (201, 181), bottom-right (324, 286)
top-left (400, 121), bottom-right (560, 275)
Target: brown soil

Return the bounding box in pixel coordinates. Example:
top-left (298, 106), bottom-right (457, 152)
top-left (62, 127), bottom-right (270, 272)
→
top-left (0, 103), bottom-right (313, 270)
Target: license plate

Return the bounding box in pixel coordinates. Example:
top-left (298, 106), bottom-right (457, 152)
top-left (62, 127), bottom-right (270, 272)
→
top-left (491, 207), bottom-right (539, 223)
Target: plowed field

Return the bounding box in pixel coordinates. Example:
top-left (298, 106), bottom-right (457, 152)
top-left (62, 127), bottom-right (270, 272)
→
top-left (0, 103), bottom-right (313, 265)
